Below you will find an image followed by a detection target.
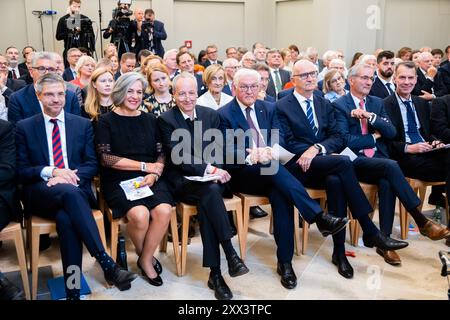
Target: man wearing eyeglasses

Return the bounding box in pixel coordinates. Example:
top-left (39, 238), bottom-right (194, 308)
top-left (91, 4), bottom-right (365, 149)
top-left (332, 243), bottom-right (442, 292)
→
top-left (7, 52), bottom-right (80, 125)
top-left (277, 60), bottom-right (409, 279)
top-left (219, 68), bottom-right (349, 290)
top-left (334, 62), bottom-right (450, 266)
top-left (202, 45), bottom-right (222, 68)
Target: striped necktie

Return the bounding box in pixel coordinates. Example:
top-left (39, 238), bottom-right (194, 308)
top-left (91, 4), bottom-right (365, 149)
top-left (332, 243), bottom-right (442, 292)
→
top-left (305, 99), bottom-right (318, 136)
top-left (50, 119), bottom-right (65, 169)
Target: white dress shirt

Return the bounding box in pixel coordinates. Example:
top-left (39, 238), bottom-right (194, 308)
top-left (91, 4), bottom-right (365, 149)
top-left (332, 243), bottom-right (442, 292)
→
top-left (8, 67), bottom-right (20, 78)
top-left (40, 111), bottom-right (69, 180)
top-left (197, 91), bottom-right (233, 110)
top-left (395, 93), bottom-right (424, 144)
top-left (293, 90), bottom-right (319, 129)
top-left (378, 77), bottom-right (395, 95)
top-left (269, 67), bottom-right (283, 94)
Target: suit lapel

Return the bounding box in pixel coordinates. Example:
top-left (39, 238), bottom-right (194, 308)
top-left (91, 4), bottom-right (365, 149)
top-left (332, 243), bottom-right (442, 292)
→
top-left (34, 115), bottom-right (49, 163)
top-left (312, 96), bottom-right (324, 133)
top-left (254, 101), bottom-right (268, 130)
top-left (230, 100), bottom-right (250, 131)
top-left (388, 96), bottom-right (405, 139)
top-left (25, 85), bottom-right (42, 115)
top-left (65, 114), bottom-right (73, 163)
top-left (412, 96), bottom-right (429, 138)
top-left (344, 94), bottom-right (362, 134)
top-left (287, 93), bottom-right (315, 137)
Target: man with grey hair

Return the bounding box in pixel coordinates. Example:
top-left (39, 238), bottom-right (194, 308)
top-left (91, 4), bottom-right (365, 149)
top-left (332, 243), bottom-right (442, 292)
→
top-left (305, 47), bottom-right (324, 72)
top-left (222, 58), bottom-right (240, 96)
top-left (219, 68), bottom-right (349, 289)
top-left (266, 49), bottom-right (291, 99)
top-left (412, 51), bottom-right (447, 99)
top-left (203, 44), bottom-right (222, 68)
top-left (8, 51), bottom-right (80, 124)
top-left (163, 49), bottom-right (179, 80)
top-left (159, 72), bottom-right (248, 300)
top-left (253, 46), bottom-right (267, 64)
top-left (52, 52), bottom-right (84, 109)
top-left (15, 73), bottom-right (138, 300)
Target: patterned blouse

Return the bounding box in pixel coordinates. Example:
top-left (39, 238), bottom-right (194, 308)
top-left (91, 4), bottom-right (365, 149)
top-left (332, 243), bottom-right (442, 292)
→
top-left (140, 93), bottom-right (176, 117)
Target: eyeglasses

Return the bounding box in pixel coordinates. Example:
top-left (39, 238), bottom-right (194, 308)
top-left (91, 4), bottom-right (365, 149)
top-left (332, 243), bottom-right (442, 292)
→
top-left (33, 66), bottom-right (57, 74)
top-left (292, 71), bottom-right (318, 80)
top-left (177, 92), bottom-right (197, 100)
top-left (207, 50), bottom-right (217, 55)
top-left (330, 76), bottom-right (343, 84)
top-left (355, 75), bottom-right (374, 82)
top-left (0, 62), bottom-right (8, 66)
top-left (238, 84), bottom-right (259, 92)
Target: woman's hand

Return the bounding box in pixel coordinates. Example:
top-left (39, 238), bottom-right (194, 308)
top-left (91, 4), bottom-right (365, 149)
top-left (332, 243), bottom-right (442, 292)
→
top-left (139, 174), bottom-right (157, 188)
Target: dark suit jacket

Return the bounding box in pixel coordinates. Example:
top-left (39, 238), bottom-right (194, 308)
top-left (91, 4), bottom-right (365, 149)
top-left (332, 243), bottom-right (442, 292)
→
top-left (277, 87), bottom-right (324, 100)
top-left (0, 120), bottom-right (20, 222)
top-left (266, 69), bottom-right (291, 98)
top-left (7, 84), bottom-right (81, 124)
top-left (202, 60), bottom-right (223, 68)
top-left (438, 62), bottom-right (450, 96)
top-left (333, 93), bottom-right (396, 158)
top-left (15, 112), bottom-right (97, 214)
top-left (384, 94), bottom-right (433, 159)
top-left (431, 95), bottom-right (450, 143)
top-left (276, 92), bottom-right (343, 158)
top-left (263, 95), bottom-right (276, 103)
top-left (63, 68), bottom-right (76, 82)
top-left (218, 98), bottom-right (283, 168)
top-left (222, 84), bottom-right (232, 96)
top-left (8, 67), bottom-right (28, 80)
top-left (130, 19), bottom-right (167, 58)
top-left (412, 68), bottom-right (447, 97)
top-left (158, 105), bottom-right (221, 194)
top-left (195, 73), bottom-right (206, 96)
top-left (369, 77), bottom-right (395, 99)
top-left (6, 78), bottom-right (26, 92)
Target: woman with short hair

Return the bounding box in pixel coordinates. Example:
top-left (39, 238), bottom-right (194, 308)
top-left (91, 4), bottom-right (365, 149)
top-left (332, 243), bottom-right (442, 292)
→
top-left (197, 64), bottom-right (233, 110)
top-left (323, 69), bottom-right (348, 103)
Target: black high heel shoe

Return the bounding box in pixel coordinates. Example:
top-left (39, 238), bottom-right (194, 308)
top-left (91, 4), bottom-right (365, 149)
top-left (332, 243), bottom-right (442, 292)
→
top-left (137, 258), bottom-right (163, 287)
top-left (153, 256), bottom-right (163, 275)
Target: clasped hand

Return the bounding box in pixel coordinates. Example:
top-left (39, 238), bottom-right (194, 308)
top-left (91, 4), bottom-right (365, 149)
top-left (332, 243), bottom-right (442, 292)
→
top-left (351, 108), bottom-right (372, 120)
top-left (47, 168), bottom-right (80, 187)
top-left (246, 147), bottom-right (273, 165)
top-left (297, 146), bottom-right (319, 172)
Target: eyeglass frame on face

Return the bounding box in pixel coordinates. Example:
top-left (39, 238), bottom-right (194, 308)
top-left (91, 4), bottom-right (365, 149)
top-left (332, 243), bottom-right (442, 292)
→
top-left (32, 66), bottom-right (58, 74)
top-left (237, 83), bottom-right (259, 92)
top-left (176, 91), bottom-right (197, 100)
top-left (354, 75), bottom-right (375, 82)
top-left (292, 71), bottom-right (318, 80)
top-left (329, 75), bottom-right (344, 85)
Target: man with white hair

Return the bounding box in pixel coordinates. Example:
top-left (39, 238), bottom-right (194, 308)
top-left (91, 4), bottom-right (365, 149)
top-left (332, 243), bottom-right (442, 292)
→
top-left (163, 49), bottom-right (179, 80)
top-left (412, 51), bottom-right (447, 99)
top-left (222, 58), bottom-right (240, 96)
top-left (219, 68), bottom-right (349, 289)
top-left (317, 50), bottom-right (338, 81)
top-left (305, 47), bottom-right (324, 72)
top-left (253, 47), bottom-right (267, 64)
top-left (317, 58), bottom-right (349, 91)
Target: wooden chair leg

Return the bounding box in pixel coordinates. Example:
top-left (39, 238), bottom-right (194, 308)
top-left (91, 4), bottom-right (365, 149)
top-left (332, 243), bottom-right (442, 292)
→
top-left (159, 232), bottom-right (168, 253)
top-left (169, 208), bottom-right (181, 276)
top-left (31, 226), bottom-right (40, 300)
top-left (14, 227), bottom-right (30, 300)
top-left (234, 206), bottom-right (245, 260)
top-left (180, 209), bottom-right (190, 276)
top-left (294, 209), bottom-right (300, 256)
top-left (241, 201), bottom-right (251, 260)
top-left (269, 209), bottom-right (274, 235)
top-left (302, 220), bottom-right (309, 255)
top-left (399, 202), bottom-right (409, 240)
top-left (110, 219), bottom-right (119, 262)
top-left (95, 215), bottom-right (107, 252)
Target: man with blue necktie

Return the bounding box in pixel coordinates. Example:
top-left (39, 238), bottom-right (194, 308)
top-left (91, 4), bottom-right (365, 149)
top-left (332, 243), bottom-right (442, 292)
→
top-left (369, 50), bottom-right (396, 99)
top-left (277, 60), bottom-right (409, 279)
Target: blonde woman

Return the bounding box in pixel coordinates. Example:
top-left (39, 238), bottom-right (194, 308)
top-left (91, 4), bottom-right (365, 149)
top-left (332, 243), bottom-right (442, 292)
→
top-left (140, 63), bottom-right (175, 117)
top-left (323, 69), bottom-right (348, 103)
top-left (71, 55), bottom-right (96, 88)
top-left (197, 64), bottom-right (233, 110)
top-left (109, 54), bottom-right (119, 74)
top-left (83, 67), bottom-right (115, 121)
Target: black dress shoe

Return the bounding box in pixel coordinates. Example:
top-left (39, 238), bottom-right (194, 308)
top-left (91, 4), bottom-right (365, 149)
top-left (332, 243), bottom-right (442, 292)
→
top-left (332, 253), bottom-right (354, 279)
top-left (315, 212), bottom-right (349, 237)
top-left (0, 276), bottom-right (25, 300)
top-left (276, 262), bottom-right (297, 289)
top-left (207, 273), bottom-right (233, 300)
top-left (105, 264), bottom-right (138, 291)
top-left (137, 259), bottom-right (163, 286)
top-left (152, 257), bottom-right (163, 275)
top-left (227, 253), bottom-right (249, 277)
top-left (250, 206), bottom-right (269, 219)
top-left (363, 232), bottom-right (408, 251)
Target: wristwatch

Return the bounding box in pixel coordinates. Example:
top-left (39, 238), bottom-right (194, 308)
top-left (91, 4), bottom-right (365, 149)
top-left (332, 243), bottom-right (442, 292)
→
top-left (140, 162), bottom-right (147, 172)
top-left (313, 144), bottom-right (322, 152)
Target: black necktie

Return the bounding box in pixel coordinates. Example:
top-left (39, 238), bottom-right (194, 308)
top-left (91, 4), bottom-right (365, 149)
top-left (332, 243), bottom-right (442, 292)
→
top-left (385, 83), bottom-right (394, 95)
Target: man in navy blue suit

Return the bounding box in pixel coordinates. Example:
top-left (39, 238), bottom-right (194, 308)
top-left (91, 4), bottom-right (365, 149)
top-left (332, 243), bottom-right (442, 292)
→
top-left (369, 50), bottom-right (396, 99)
top-left (15, 73), bottom-right (137, 299)
top-left (218, 68), bottom-right (349, 289)
top-left (333, 63), bottom-right (450, 267)
top-left (7, 52), bottom-right (80, 124)
top-left (276, 60), bottom-right (409, 279)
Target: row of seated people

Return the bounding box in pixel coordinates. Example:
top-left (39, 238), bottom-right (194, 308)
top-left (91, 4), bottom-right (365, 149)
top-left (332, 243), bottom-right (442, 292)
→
top-left (2, 56), bottom-right (450, 300)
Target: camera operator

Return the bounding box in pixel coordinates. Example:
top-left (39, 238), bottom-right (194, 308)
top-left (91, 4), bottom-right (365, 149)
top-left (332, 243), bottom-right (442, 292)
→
top-left (56, 0), bottom-right (95, 67)
top-left (103, 1), bottom-right (134, 59)
top-left (130, 9), bottom-right (167, 58)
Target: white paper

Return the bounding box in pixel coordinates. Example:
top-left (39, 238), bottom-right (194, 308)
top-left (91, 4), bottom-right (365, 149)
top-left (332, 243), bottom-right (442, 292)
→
top-left (422, 143), bottom-right (450, 153)
top-left (184, 174), bottom-right (222, 182)
top-left (339, 147), bottom-right (358, 162)
top-left (119, 176), bottom-right (154, 201)
top-left (271, 143), bottom-right (295, 165)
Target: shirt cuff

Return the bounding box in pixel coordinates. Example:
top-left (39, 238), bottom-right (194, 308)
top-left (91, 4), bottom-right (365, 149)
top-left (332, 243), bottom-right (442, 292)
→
top-left (316, 144), bottom-right (326, 155)
top-left (369, 113), bottom-right (377, 125)
top-left (40, 166), bottom-right (56, 181)
top-left (245, 154), bottom-right (254, 166)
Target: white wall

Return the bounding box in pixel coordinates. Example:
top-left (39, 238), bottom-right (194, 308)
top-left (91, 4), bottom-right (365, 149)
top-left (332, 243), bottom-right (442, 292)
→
top-left (1, 0), bottom-right (449, 64)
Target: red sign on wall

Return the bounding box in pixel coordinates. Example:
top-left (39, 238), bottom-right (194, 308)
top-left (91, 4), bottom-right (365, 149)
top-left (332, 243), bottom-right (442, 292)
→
top-left (184, 40), bottom-right (192, 49)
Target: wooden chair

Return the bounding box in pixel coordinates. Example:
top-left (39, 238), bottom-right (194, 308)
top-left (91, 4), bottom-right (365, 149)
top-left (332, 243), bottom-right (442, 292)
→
top-left (105, 204), bottom-right (180, 276)
top-left (399, 179), bottom-right (449, 240)
top-left (348, 183), bottom-right (379, 246)
top-left (27, 210), bottom-right (106, 300)
top-left (177, 195), bottom-right (243, 276)
top-left (0, 222), bottom-right (30, 300)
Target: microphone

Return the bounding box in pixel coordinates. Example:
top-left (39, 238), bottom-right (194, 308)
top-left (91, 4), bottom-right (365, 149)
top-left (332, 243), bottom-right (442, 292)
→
top-left (42, 10), bottom-right (57, 15)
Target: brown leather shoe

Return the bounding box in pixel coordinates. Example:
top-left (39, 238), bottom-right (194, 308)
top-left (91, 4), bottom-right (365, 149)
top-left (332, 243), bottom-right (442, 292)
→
top-left (376, 248), bottom-right (401, 266)
top-left (419, 219), bottom-right (450, 241)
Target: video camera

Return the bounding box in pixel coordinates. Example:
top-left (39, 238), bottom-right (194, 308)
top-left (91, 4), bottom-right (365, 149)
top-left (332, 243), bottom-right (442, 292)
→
top-left (110, 0), bottom-right (133, 37)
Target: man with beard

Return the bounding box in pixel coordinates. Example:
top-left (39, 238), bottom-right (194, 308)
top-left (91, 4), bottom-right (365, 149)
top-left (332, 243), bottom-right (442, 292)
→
top-left (369, 50), bottom-right (396, 99)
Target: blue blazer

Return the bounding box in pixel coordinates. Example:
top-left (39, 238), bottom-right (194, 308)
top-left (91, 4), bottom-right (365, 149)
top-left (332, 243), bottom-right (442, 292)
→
top-left (218, 98), bottom-right (284, 168)
top-left (62, 68), bottom-right (75, 82)
top-left (7, 84), bottom-right (80, 124)
top-left (222, 84), bottom-right (232, 96)
top-left (15, 112), bottom-right (97, 208)
top-left (369, 77), bottom-right (393, 99)
top-left (332, 93), bottom-right (396, 158)
top-left (276, 92), bottom-right (343, 157)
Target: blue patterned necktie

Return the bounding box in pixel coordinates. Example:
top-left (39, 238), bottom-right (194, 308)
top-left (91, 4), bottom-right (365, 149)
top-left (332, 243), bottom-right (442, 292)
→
top-left (403, 100), bottom-right (424, 144)
top-left (305, 99), bottom-right (318, 136)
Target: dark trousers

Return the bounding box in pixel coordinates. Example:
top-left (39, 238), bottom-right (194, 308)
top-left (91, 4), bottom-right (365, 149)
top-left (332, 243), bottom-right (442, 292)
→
top-left (229, 163), bottom-right (323, 263)
top-left (287, 155), bottom-right (374, 252)
top-left (0, 200), bottom-right (11, 232)
top-left (175, 182), bottom-right (233, 268)
top-left (353, 156), bottom-right (421, 236)
top-left (26, 182), bottom-right (104, 286)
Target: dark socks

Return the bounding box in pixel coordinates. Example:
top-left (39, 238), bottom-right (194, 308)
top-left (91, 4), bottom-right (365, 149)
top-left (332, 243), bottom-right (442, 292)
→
top-left (220, 239), bottom-right (236, 260)
top-left (357, 214), bottom-right (379, 237)
top-left (408, 207), bottom-right (428, 229)
top-left (95, 251), bottom-right (116, 275)
top-left (66, 289), bottom-right (80, 300)
top-left (210, 266), bottom-right (221, 277)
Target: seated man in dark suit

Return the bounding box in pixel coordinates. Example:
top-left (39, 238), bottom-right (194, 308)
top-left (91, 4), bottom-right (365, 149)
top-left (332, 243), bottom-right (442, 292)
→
top-left (7, 52), bottom-right (81, 125)
top-left (277, 60), bottom-right (409, 279)
top-left (369, 50), bottom-right (396, 99)
top-left (412, 52), bottom-right (447, 100)
top-left (386, 61), bottom-right (450, 215)
top-left (62, 48), bottom-right (82, 82)
top-left (176, 51), bottom-right (206, 97)
top-left (266, 49), bottom-right (291, 99)
top-left (334, 63), bottom-right (450, 266)
top-left (15, 73), bottom-right (137, 300)
top-left (5, 46), bottom-right (28, 80)
top-left (114, 52), bottom-right (136, 81)
top-left (218, 68), bottom-right (349, 289)
top-left (202, 45), bottom-right (223, 68)
top-left (158, 72), bottom-right (248, 300)
top-left (0, 119), bottom-right (25, 300)
top-left (0, 55), bottom-right (26, 96)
